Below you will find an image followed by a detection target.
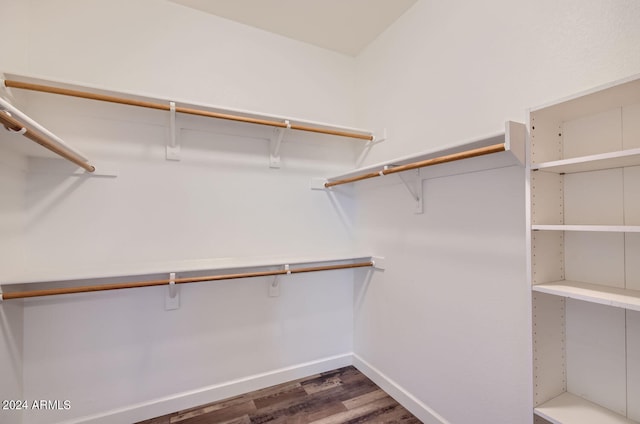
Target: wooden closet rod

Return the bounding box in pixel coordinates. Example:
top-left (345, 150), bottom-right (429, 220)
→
top-left (324, 143), bottom-right (506, 188)
top-left (0, 110), bottom-right (95, 172)
top-left (1, 261), bottom-right (373, 300)
top-left (3, 80), bottom-right (374, 141)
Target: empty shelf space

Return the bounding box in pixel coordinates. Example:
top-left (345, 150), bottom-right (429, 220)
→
top-left (533, 281), bottom-right (640, 311)
top-left (532, 147), bottom-right (640, 174)
top-left (532, 225), bottom-right (640, 232)
top-left (534, 392), bottom-right (637, 424)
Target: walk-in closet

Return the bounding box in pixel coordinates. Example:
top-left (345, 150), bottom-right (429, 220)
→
top-left (2, 1), bottom-right (640, 423)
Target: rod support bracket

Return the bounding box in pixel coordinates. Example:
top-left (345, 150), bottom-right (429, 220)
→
top-left (270, 120), bottom-right (290, 168)
top-left (356, 128), bottom-right (387, 167)
top-left (0, 111), bottom-right (25, 134)
top-left (310, 177), bottom-right (329, 190)
top-left (397, 169), bottom-right (423, 214)
top-left (371, 256), bottom-right (385, 271)
top-left (165, 272), bottom-right (180, 310)
top-left (269, 264), bottom-right (290, 297)
top-left (0, 288), bottom-right (3, 303)
top-left (166, 101), bottom-right (181, 161)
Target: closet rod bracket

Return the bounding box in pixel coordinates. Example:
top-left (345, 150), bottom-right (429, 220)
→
top-left (165, 272), bottom-right (180, 310)
top-left (310, 177), bottom-right (329, 190)
top-left (371, 256), bottom-right (386, 271)
top-left (2, 111), bottom-right (27, 135)
top-left (166, 101), bottom-right (181, 161)
top-left (356, 128), bottom-right (387, 167)
top-left (270, 120), bottom-right (290, 168)
top-left (269, 264), bottom-right (289, 297)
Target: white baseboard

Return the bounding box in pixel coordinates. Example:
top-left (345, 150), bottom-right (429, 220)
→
top-left (352, 354), bottom-right (451, 424)
top-left (59, 353), bottom-right (353, 424)
top-left (54, 353), bottom-right (447, 424)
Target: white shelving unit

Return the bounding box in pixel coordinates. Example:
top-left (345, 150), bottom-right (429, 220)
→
top-left (529, 75), bottom-right (640, 423)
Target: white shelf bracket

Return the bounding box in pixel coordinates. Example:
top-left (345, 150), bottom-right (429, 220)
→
top-left (0, 288), bottom-right (3, 303)
top-left (310, 177), bottom-right (329, 190)
top-left (165, 272), bottom-right (180, 310)
top-left (270, 120), bottom-right (290, 168)
top-left (397, 169), bottom-right (423, 214)
top-left (3, 112), bottom-right (27, 135)
top-left (356, 128), bottom-right (387, 167)
top-left (166, 101), bottom-right (181, 161)
top-left (269, 264), bottom-right (290, 297)
top-left (371, 256), bottom-right (385, 271)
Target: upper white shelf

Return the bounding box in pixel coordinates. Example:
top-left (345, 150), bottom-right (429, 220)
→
top-left (1, 71), bottom-right (374, 142)
top-left (0, 252), bottom-right (375, 286)
top-left (532, 147), bottom-right (640, 174)
top-left (314, 121), bottom-right (525, 189)
top-left (533, 280), bottom-right (640, 312)
top-left (535, 392), bottom-right (637, 424)
top-left (530, 73), bottom-right (640, 123)
top-left (532, 225), bottom-right (640, 232)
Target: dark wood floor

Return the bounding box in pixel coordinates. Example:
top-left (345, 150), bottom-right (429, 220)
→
top-left (137, 366), bottom-right (422, 424)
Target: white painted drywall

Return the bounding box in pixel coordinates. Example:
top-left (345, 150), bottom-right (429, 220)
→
top-left (10, 1), bottom-right (360, 423)
top-left (0, 300), bottom-right (24, 424)
top-left (26, 0), bottom-right (358, 126)
top-left (0, 148), bottom-right (27, 424)
top-left (353, 1), bottom-right (640, 423)
top-left (0, 0), bottom-right (29, 74)
top-left (0, 3), bottom-right (28, 419)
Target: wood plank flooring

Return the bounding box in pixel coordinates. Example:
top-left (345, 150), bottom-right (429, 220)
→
top-left (137, 366), bottom-right (422, 424)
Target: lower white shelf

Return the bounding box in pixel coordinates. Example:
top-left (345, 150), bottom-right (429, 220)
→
top-left (0, 253), bottom-right (375, 285)
top-left (531, 147), bottom-right (640, 174)
top-left (533, 281), bottom-right (640, 312)
top-left (535, 392), bottom-right (637, 424)
top-left (532, 225), bottom-right (640, 233)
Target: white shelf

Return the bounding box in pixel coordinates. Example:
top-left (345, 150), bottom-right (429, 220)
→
top-left (532, 147), bottom-right (640, 174)
top-left (0, 252), bottom-right (374, 285)
top-left (530, 73), bottom-right (640, 123)
top-left (534, 392), bottom-right (637, 424)
top-left (532, 225), bottom-right (640, 232)
top-left (533, 281), bottom-right (640, 312)
top-left (1, 71), bottom-right (373, 140)
top-left (318, 121), bottom-right (525, 186)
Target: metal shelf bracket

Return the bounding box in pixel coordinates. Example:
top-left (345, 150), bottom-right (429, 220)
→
top-left (270, 120), bottom-right (290, 168)
top-left (356, 128), bottom-right (387, 167)
top-left (165, 272), bottom-right (180, 310)
top-left (166, 101), bottom-right (181, 161)
top-left (269, 264), bottom-right (290, 297)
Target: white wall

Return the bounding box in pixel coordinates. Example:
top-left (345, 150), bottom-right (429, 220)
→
top-left (353, 1), bottom-right (640, 423)
top-left (26, 0), bottom-right (357, 125)
top-left (0, 1), bottom-right (29, 421)
top-left (0, 152), bottom-right (26, 424)
top-left (0, 299), bottom-right (24, 424)
top-left (0, 0), bottom-right (29, 74)
top-left (9, 1), bottom-right (360, 423)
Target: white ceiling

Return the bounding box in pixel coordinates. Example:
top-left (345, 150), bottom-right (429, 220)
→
top-left (169, 0), bottom-right (418, 56)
